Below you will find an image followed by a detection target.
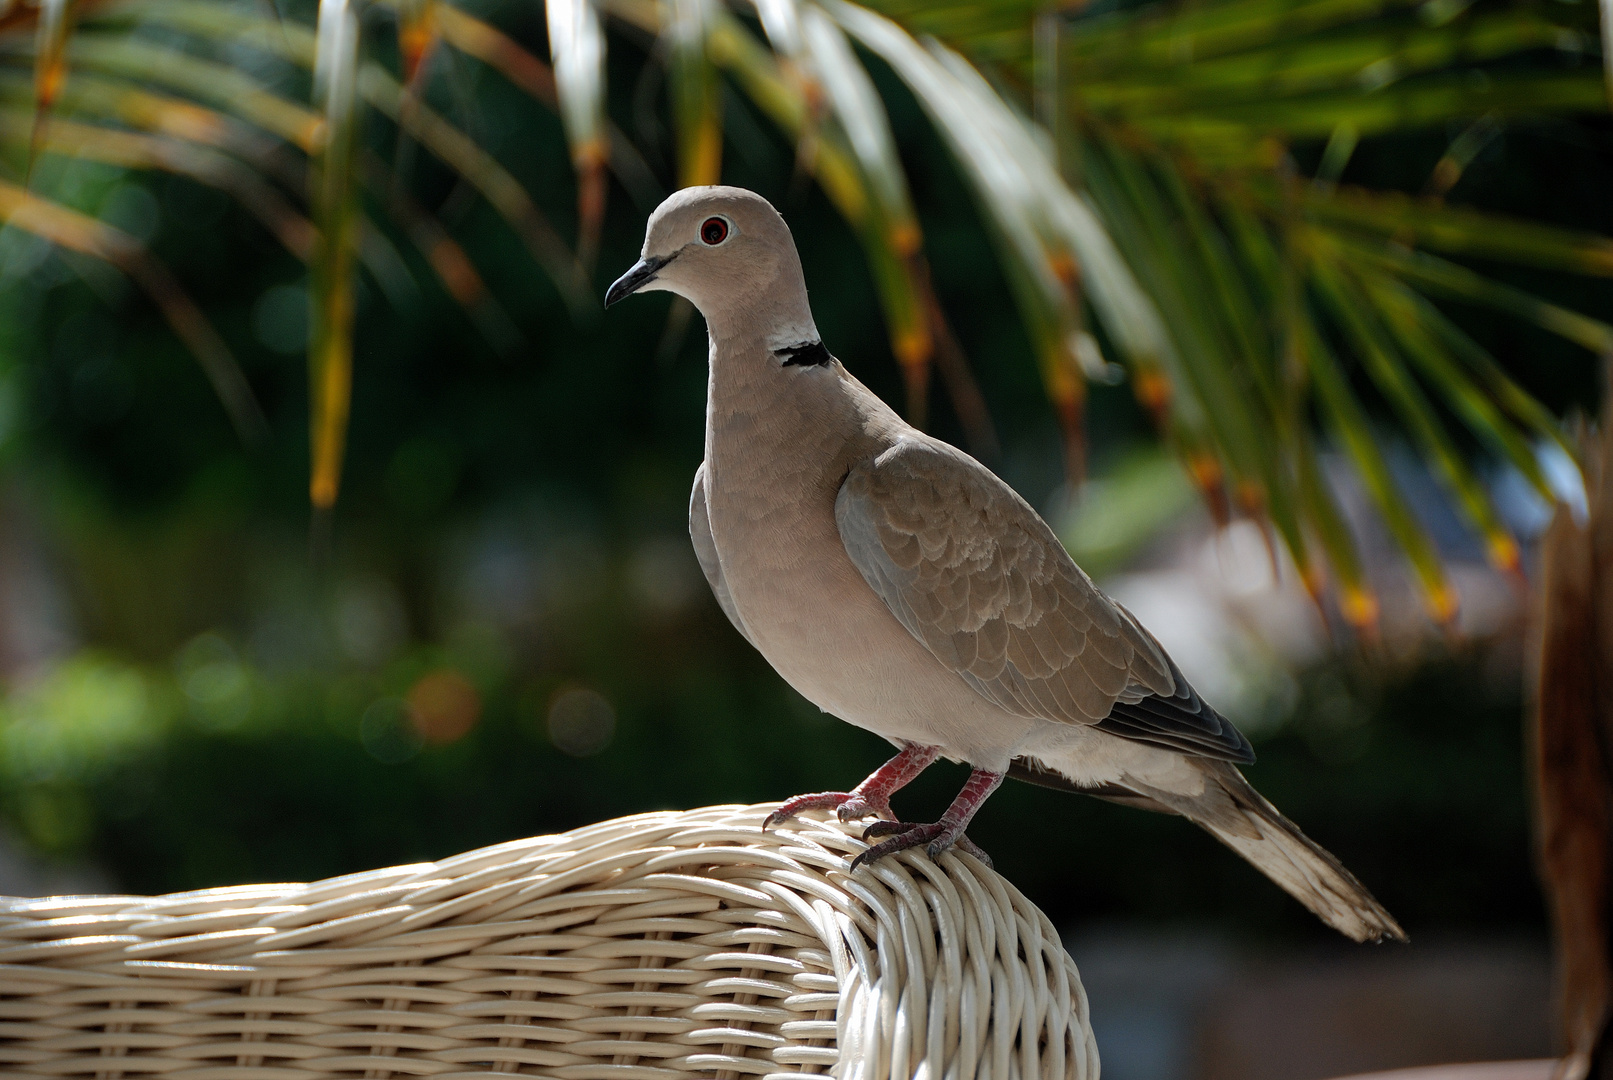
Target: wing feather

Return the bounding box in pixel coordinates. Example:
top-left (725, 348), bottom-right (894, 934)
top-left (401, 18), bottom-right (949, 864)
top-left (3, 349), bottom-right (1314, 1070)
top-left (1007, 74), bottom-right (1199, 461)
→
top-left (836, 437), bottom-right (1254, 761)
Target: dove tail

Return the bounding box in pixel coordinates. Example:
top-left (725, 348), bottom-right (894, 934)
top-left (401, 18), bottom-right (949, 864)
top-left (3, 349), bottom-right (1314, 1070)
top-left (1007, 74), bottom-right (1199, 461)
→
top-left (1012, 754), bottom-right (1406, 943)
top-left (1175, 762), bottom-right (1406, 943)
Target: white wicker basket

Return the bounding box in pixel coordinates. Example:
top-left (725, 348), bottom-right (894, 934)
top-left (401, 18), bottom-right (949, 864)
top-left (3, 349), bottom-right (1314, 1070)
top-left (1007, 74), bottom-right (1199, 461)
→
top-left (0, 804), bottom-right (1097, 1079)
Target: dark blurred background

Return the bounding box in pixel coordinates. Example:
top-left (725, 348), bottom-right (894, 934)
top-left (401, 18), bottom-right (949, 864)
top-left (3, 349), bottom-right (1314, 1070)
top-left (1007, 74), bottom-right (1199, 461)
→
top-left (1, 2), bottom-right (1610, 1075)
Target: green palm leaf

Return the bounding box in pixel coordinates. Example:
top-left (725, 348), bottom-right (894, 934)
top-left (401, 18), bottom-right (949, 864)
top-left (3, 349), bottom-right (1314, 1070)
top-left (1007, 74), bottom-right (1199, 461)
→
top-left (308, 0), bottom-right (361, 512)
top-left (0, 179), bottom-right (267, 443)
top-left (546, 0), bottom-right (608, 268)
top-left (670, 0), bottom-right (722, 187)
top-left (27, 0), bottom-right (75, 180)
top-left (0, 0), bottom-right (1606, 636)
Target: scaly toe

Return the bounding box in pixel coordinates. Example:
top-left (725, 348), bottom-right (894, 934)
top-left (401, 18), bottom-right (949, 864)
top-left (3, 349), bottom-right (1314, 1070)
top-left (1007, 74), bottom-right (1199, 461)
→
top-left (861, 819), bottom-right (921, 841)
top-left (835, 798), bottom-right (892, 823)
top-left (851, 822), bottom-right (949, 871)
top-left (763, 792), bottom-right (855, 832)
top-left (850, 821), bottom-right (993, 871)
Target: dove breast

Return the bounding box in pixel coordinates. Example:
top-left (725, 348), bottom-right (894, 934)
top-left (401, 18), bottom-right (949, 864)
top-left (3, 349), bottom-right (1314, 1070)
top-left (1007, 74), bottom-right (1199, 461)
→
top-left (699, 358), bottom-right (1050, 769)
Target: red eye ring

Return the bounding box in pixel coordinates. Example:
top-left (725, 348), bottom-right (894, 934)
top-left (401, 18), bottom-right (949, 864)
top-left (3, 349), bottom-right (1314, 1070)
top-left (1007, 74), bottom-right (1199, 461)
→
top-left (700, 216), bottom-right (729, 245)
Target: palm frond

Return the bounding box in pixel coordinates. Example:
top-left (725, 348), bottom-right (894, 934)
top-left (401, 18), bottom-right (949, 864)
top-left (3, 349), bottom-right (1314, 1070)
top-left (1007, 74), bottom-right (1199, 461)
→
top-left (396, 0), bottom-right (438, 86)
top-left (546, 0), bottom-right (608, 268)
top-left (1303, 315), bottom-right (1455, 622)
top-left (669, 0), bottom-right (722, 187)
top-left (828, 1), bottom-right (1095, 471)
top-left (0, 179), bottom-right (267, 442)
top-left (0, 0), bottom-right (1605, 636)
top-left (1339, 237), bottom-right (1613, 355)
top-left (28, 0), bottom-right (75, 180)
top-left (696, 6), bottom-right (944, 426)
top-left (1305, 185), bottom-right (1613, 275)
top-left (800, 6), bottom-right (930, 419)
top-left (1314, 255), bottom-right (1518, 573)
top-left (308, 0), bottom-right (361, 512)
top-left (56, 34), bottom-right (325, 148)
top-left (1, 110), bottom-right (316, 256)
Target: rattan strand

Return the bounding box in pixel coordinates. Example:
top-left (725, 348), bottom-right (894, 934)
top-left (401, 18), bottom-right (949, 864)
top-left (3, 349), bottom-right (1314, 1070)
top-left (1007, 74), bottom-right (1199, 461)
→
top-left (0, 803), bottom-right (1096, 1080)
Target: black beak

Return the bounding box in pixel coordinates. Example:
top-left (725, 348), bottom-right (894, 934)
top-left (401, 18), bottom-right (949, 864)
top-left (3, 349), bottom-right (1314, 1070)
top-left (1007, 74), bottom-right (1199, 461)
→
top-left (605, 252), bottom-right (674, 308)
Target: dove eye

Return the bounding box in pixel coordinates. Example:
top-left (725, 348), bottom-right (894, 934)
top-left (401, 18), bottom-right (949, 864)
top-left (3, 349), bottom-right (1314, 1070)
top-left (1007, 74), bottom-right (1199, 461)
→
top-left (700, 216), bottom-right (730, 245)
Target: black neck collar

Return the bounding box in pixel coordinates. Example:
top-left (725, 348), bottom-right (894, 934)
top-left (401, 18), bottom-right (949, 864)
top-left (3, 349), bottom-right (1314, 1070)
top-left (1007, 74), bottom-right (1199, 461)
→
top-left (775, 341), bottom-right (831, 368)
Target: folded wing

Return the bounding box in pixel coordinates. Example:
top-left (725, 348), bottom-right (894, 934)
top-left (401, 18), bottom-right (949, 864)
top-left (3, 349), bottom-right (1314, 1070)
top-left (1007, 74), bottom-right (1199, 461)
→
top-left (835, 438), bottom-right (1253, 763)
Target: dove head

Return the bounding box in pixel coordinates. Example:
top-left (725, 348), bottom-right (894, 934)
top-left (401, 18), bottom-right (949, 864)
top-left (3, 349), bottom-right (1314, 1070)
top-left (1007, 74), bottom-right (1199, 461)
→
top-left (605, 186), bottom-right (818, 344)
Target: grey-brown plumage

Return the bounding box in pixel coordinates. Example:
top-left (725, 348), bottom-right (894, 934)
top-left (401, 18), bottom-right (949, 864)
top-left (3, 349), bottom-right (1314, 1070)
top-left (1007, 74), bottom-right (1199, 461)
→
top-left (609, 184), bottom-right (1405, 945)
top-left (836, 438), bottom-right (1254, 763)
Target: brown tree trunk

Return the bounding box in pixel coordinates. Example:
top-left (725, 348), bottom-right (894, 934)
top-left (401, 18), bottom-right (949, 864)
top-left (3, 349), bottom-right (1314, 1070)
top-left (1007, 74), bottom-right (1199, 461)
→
top-left (1533, 419), bottom-right (1613, 1080)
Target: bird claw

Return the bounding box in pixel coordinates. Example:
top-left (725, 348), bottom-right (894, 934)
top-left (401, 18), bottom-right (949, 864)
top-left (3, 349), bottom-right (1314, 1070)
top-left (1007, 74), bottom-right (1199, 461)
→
top-left (836, 797), bottom-right (894, 823)
top-left (953, 834), bottom-right (993, 869)
top-left (763, 792), bottom-right (891, 832)
top-left (860, 819), bottom-right (918, 841)
top-left (851, 820), bottom-right (992, 871)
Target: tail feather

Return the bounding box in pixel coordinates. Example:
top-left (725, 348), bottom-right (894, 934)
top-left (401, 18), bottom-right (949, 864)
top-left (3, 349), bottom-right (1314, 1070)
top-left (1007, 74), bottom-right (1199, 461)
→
top-left (1184, 763), bottom-right (1405, 943)
top-left (1013, 755), bottom-right (1406, 943)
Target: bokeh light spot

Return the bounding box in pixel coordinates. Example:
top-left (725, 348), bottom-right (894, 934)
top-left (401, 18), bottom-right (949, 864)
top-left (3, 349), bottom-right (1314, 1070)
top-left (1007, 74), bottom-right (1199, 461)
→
top-left (176, 633), bottom-right (251, 729)
top-left (547, 686), bottom-right (615, 758)
top-left (406, 669), bottom-right (481, 745)
top-left (335, 577), bottom-right (408, 666)
top-left (627, 536), bottom-right (700, 617)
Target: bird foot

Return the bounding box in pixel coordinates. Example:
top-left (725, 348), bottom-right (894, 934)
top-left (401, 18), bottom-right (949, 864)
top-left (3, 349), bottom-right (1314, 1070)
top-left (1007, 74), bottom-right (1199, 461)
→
top-left (853, 820), bottom-right (993, 870)
top-left (763, 792), bottom-right (893, 832)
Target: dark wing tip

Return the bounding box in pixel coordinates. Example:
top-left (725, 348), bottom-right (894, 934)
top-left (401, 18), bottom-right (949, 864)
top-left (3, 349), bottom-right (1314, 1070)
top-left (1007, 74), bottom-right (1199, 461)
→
top-left (1097, 681), bottom-right (1256, 764)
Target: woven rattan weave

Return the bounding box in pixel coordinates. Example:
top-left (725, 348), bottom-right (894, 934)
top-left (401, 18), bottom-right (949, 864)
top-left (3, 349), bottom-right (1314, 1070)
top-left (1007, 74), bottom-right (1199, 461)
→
top-left (0, 804), bottom-right (1096, 1079)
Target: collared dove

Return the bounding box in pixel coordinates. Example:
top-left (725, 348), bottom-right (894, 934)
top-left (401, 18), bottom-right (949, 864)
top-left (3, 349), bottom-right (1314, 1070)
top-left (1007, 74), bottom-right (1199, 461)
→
top-left (607, 186), bottom-right (1405, 944)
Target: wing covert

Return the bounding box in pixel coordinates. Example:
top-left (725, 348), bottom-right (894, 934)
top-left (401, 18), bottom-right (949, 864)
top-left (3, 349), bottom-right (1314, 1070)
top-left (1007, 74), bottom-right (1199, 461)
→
top-left (835, 437), bottom-right (1175, 727)
top-left (835, 439), bottom-right (1257, 761)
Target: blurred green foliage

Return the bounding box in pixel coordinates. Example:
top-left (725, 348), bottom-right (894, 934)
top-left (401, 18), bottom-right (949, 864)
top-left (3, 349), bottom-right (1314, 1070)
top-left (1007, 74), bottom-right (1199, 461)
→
top-left (1060, 445), bottom-right (1197, 579)
top-left (0, 623), bottom-right (1538, 938)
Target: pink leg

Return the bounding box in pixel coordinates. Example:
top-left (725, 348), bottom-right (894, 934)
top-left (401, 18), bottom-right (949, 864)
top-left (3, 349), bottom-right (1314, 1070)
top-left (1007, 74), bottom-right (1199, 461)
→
top-left (763, 743), bottom-right (941, 831)
top-left (853, 767), bottom-right (1004, 870)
